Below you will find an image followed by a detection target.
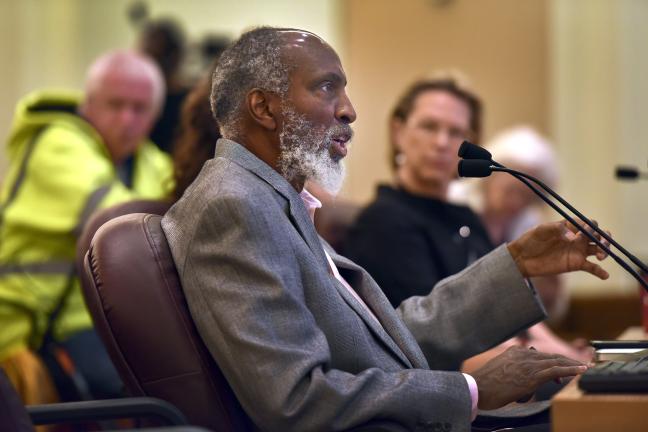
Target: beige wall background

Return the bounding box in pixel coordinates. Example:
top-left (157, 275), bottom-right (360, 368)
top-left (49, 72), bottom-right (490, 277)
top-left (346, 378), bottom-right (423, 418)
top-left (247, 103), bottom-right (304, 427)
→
top-left (1, 0), bottom-right (647, 295)
top-left (342, 0), bottom-right (548, 204)
top-left (550, 0), bottom-right (648, 295)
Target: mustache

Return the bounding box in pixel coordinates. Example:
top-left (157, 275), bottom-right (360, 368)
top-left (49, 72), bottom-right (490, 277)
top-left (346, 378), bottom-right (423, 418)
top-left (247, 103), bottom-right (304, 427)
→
top-left (325, 123), bottom-right (354, 143)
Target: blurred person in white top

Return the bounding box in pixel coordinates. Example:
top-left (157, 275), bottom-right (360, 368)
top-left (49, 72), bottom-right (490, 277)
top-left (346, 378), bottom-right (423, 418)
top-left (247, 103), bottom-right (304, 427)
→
top-left (450, 126), bottom-right (591, 368)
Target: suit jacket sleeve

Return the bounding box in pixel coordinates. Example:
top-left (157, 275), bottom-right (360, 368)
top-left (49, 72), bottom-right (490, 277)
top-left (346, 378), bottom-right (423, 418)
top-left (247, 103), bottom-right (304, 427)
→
top-left (397, 244), bottom-right (547, 370)
top-left (169, 192), bottom-right (474, 432)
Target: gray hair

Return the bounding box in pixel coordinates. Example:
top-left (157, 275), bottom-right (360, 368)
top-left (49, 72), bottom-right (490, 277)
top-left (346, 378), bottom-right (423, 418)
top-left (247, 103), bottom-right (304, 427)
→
top-left (84, 49), bottom-right (165, 114)
top-left (211, 27), bottom-right (293, 138)
top-left (486, 126), bottom-right (558, 187)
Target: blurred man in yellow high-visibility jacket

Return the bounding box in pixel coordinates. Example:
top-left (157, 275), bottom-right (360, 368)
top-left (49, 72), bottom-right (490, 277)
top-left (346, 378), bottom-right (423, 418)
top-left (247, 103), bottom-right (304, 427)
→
top-left (0, 50), bottom-right (172, 402)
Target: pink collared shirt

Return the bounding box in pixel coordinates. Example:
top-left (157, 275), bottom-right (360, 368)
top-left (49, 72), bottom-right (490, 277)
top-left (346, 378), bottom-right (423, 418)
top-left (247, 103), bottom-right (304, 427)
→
top-left (300, 189), bottom-right (380, 324)
top-left (299, 188), bottom-right (478, 421)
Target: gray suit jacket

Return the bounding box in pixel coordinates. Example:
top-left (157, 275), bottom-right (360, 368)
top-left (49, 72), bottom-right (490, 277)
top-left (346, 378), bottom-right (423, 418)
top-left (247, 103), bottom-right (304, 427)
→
top-left (162, 139), bottom-right (546, 432)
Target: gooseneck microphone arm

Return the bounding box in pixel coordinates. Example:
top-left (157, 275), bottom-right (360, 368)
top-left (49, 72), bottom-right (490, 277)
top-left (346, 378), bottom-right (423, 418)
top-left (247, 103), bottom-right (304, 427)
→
top-left (491, 165), bottom-right (648, 276)
top-left (489, 165), bottom-right (648, 292)
top-left (458, 141), bottom-right (648, 276)
top-left (458, 159), bottom-right (648, 290)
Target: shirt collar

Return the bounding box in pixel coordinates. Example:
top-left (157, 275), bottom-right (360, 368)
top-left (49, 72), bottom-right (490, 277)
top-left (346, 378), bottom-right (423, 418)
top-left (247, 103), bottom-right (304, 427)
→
top-left (299, 188), bottom-right (322, 223)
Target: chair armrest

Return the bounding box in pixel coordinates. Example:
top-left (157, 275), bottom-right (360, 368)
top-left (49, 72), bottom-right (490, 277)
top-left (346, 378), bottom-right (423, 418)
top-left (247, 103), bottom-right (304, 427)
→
top-left (27, 396), bottom-right (188, 426)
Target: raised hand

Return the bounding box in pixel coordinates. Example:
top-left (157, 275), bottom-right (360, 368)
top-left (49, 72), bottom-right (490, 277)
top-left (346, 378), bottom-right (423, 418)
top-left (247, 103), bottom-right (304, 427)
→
top-left (507, 220), bottom-right (610, 280)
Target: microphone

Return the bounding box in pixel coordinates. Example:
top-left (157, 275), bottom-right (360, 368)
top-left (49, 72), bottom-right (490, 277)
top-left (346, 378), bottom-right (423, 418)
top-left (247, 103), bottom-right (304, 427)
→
top-left (616, 166), bottom-right (648, 181)
top-left (616, 166), bottom-right (639, 180)
top-left (457, 160), bottom-right (494, 178)
top-left (458, 141), bottom-right (493, 161)
top-left (460, 141), bottom-right (648, 273)
top-left (457, 141), bottom-right (648, 291)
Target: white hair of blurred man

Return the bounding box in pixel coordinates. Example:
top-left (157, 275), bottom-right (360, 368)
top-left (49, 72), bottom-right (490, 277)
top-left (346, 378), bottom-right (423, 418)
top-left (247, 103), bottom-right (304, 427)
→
top-left (449, 126), bottom-right (557, 213)
top-left (449, 126), bottom-right (568, 323)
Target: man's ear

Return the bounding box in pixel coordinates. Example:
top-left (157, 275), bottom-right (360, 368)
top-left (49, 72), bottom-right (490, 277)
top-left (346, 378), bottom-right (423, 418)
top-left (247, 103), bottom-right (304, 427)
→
top-left (78, 95), bottom-right (92, 115)
top-left (246, 89), bottom-right (279, 131)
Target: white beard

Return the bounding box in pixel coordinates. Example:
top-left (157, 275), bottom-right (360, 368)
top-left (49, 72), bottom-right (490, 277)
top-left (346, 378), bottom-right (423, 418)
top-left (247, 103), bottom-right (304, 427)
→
top-left (277, 104), bottom-right (351, 195)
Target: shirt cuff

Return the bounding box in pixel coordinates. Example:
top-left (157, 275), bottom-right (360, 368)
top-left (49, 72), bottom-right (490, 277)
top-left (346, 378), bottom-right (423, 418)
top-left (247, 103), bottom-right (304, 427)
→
top-left (462, 373), bottom-right (478, 421)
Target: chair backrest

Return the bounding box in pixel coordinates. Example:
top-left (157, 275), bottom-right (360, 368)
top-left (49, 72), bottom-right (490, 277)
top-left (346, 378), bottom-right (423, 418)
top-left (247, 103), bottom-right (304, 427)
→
top-left (76, 199), bottom-right (172, 277)
top-left (80, 213), bottom-right (253, 431)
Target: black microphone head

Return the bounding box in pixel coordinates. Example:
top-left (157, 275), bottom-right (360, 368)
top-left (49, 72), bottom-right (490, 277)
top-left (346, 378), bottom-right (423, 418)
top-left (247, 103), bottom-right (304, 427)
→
top-left (458, 141), bottom-right (492, 161)
top-left (616, 166), bottom-right (639, 180)
top-left (458, 159), bottom-right (493, 178)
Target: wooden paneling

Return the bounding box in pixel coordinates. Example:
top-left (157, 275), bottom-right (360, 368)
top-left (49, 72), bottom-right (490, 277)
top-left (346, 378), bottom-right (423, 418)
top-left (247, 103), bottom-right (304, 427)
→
top-left (341, 0), bottom-right (548, 203)
top-left (552, 291), bottom-right (641, 341)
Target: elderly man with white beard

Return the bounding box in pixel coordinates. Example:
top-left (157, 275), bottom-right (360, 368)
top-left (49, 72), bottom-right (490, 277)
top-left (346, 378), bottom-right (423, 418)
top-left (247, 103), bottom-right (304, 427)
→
top-left (162, 27), bottom-right (609, 432)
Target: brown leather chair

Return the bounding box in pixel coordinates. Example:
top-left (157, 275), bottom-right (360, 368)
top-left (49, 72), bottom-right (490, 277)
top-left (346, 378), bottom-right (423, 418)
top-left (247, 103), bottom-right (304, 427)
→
top-left (80, 212), bottom-right (253, 431)
top-left (75, 199), bottom-right (172, 277)
top-left (79, 205), bottom-right (409, 432)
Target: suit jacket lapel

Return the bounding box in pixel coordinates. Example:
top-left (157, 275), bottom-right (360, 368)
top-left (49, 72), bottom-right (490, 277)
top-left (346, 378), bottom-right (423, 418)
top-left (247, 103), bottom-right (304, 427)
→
top-left (331, 251), bottom-right (430, 370)
top-left (215, 140), bottom-right (423, 369)
top-left (331, 273), bottom-right (414, 369)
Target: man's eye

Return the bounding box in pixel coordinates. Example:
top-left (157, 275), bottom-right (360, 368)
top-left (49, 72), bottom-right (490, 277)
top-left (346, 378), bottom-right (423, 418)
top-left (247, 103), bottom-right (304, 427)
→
top-left (320, 82), bottom-right (334, 92)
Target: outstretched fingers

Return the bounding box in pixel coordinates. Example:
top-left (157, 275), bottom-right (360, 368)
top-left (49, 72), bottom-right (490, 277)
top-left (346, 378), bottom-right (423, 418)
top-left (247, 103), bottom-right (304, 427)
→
top-left (581, 258), bottom-right (610, 280)
top-left (596, 230), bottom-right (612, 260)
top-left (531, 356), bottom-right (589, 384)
top-left (587, 241), bottom-right (610, 261)
top-left (571, 219), bottom-right (611, 261)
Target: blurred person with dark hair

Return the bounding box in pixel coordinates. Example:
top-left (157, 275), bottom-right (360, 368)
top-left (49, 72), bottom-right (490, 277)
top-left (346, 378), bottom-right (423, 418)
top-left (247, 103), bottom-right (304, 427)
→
top-left (138, 17), bottom-right (190, 154)
top-left (199, 34), bottom-right (230, 70)
top-left (172, 70), bottom-right (221, 201)
top-left (0, 50), bottom-right (172, 402)
top-left (345, 78), bottom-right (591, 375)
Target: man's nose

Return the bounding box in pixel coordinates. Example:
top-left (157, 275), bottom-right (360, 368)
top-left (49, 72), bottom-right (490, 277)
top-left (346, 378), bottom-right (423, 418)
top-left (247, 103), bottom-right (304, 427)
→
top-left (336, 93), bottom-right (357, 124)
top-left (118, 106), bottom-right (136, 125)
